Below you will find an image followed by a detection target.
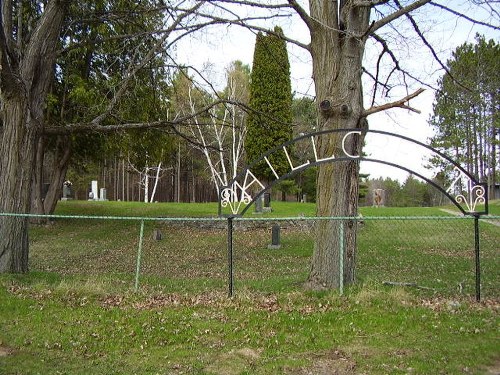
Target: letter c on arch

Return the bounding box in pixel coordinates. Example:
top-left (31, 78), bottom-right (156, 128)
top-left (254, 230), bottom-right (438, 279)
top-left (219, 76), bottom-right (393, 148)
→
top-left (341, 130), bottom-right (362, 159)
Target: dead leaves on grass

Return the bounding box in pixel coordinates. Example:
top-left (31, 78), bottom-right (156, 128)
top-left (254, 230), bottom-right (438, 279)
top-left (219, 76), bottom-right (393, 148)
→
top-left (418, 296), bottom-right (500, 312)
top-left (6, 281), bottom-right (499, 316)
top-left (99, 291), bottom-right (338, 315)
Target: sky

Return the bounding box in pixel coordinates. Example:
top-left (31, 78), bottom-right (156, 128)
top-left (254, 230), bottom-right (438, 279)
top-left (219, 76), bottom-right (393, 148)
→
top-left (176, 1), bottom-right (499, 183)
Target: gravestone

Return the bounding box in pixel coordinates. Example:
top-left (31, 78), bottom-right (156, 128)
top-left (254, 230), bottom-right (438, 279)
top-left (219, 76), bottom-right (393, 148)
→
top-left (254, 195), bottom-right (263, 214)
top-left (91, 180), bottom-right (99, 201)
top-left (99, 188), bottom-right (107, 201)
top-left (264, 192), bottom-right (271, 207)
top-left (268, 224), bottom-right (281, 249)
top-left (152, 228), bottom-right (163, 241)
top-left (263, 192), bottom-right (272, 213)
top-left (62, 184), bottom-right (72, 201)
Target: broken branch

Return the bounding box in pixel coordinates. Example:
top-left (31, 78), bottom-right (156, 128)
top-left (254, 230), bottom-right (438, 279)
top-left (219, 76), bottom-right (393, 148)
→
top-left (363, 88), bottom-right (425, 117)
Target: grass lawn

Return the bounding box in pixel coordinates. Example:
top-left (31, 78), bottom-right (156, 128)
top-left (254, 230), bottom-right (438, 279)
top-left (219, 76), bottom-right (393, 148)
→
top-left (0, 200), bottom-right (498, 374)
top-left (486, 199), bottom-right (500, 216)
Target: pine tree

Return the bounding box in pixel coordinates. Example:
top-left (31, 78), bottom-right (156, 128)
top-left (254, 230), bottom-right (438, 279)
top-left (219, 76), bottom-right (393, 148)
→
top-left (429, 35), bottom-right (499, 195)
top-left (245, 26), bottom-right (293, 181)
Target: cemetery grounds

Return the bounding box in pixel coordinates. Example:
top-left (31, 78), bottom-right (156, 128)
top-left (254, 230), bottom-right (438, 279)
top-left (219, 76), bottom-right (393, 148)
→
top-left (0, 200), bottom-right (499, 374)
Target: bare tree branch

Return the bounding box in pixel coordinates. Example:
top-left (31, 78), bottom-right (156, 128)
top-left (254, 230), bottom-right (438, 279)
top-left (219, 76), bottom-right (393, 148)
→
top-left (354, 0), bottom-right (389, 5)
top-left (205, 0), bottom-right (292, 11)
top-left (43, 99), bottom-right (247, 135)
top-left (287, 0), bottom-right (313, 30)
top-left (363, 88), bottom-right (425, 116)
top-left (371, 47), bottom-right (386, 105)
top-left (429, 2), bottom-right (500, 30)
top-left (368, 33), bottom-right (436, 91)
top-left (393, 0), bottom-right (472, 93)
top-left (368, 0), bottom-right (431, 34)
top-left (195, 11), bottom-right (310, 51)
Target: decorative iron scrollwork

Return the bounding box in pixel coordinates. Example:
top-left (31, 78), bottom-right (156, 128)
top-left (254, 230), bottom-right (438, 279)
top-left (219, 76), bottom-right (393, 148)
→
top-left (446, 167), bottom-right (486, 213)
top-left (220, 170), bottom-right (264, 215)
top-left (220, 183), bottom-right (252, 215)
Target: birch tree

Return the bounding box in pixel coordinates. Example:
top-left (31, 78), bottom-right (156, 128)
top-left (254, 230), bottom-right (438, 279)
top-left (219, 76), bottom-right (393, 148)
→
top-left (171, 63), bottom-right (250, 195)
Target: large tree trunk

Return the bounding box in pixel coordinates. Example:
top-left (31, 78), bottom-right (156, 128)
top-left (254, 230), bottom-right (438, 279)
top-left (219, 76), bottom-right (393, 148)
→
top-left (305, 1), bottom-right (370, 290)
top-left (0, 0), bottom-right (66, 273)
top-left (0, 99), bottom-right (38, 272)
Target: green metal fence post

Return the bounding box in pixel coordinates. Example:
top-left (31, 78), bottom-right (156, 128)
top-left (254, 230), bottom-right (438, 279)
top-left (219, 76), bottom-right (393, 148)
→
top-left (339, 220), bottom-right (344, 296)
top-left (134, 220), bottom-right (145, 292)
top-left (473, 215), bottom-right (481, 302)
top-left (227, 217), bottom-right (234, 297)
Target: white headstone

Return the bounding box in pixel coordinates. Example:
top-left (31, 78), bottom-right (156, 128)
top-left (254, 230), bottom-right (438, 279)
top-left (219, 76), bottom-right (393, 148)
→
top-left (99, 188), bottom-right (107, 201)
top-left (91, 180), bottom-right (99, 201)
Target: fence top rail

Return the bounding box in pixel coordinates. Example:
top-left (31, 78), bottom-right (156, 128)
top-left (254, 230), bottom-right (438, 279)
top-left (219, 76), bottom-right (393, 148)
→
top-left (0, 213), bottom-right (224, 221)
top-left (1, 212), bottom-right (499, 221)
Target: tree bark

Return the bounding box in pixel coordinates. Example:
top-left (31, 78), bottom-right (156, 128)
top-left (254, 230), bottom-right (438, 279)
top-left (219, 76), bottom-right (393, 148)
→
top-left (305, 1), bottom-right (369, 290)
top-left (0, 99), bottom-right (37, 272)
top-left (0, 0), bottom-right (66, 273)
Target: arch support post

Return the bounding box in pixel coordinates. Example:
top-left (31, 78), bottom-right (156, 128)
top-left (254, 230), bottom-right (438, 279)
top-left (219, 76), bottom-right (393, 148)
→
top-left (473, 214), bottom-right (481, 302)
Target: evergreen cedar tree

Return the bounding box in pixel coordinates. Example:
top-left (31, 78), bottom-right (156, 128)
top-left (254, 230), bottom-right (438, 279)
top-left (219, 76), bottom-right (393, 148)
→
top-left (245, 26), bottom-right (293, 181)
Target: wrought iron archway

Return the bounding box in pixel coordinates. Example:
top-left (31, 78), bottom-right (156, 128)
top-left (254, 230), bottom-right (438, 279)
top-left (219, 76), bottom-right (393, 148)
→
top-left (218, 129), bottom-right (488, 217)
top-left (217, 129), bottom-right (489, 300)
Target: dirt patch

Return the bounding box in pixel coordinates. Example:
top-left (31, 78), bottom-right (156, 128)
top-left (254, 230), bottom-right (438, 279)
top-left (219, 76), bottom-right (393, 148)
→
top-left (0, 344), bottom-right (15, 357)
top-left (285, 349), bottom-right (357, 375)
top-left (484, 359), bottom-right (500, 375)
top-left (204, 347), bottom-right (263, 375)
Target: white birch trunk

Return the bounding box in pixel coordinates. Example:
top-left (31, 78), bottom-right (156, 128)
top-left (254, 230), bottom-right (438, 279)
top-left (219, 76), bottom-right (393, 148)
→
top-left (143, 166), bottom-right (150, 203)
top-left (150, 162), bottom-right (162, 202)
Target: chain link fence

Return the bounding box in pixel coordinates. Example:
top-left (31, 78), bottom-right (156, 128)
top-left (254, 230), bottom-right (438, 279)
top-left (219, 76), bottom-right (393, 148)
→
top-left (10, 213), bottom-right (498, 300)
